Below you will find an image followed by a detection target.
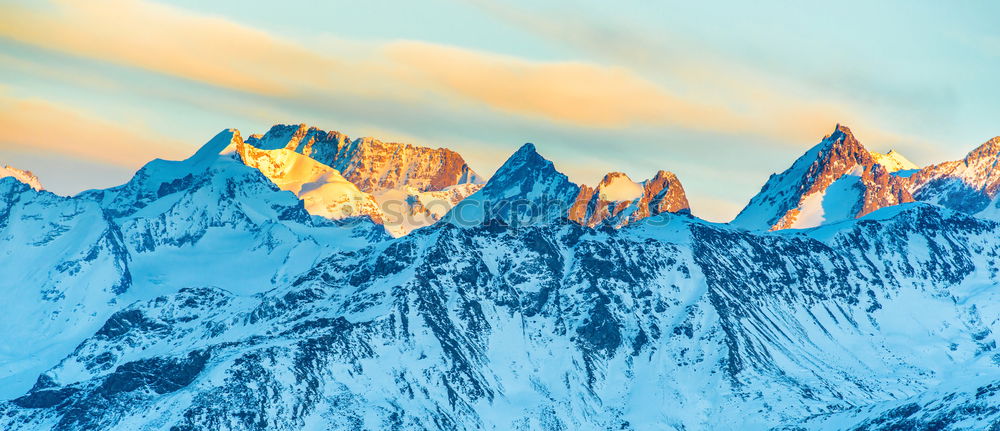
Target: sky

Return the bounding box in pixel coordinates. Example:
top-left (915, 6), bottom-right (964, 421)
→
top-left (0, 0), bottom-right (998, 222)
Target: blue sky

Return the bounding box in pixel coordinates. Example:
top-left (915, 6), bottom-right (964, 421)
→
top-left (1, 0), bottom-right (997, 221)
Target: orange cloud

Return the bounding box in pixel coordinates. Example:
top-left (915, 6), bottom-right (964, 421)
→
top-left (0, 0), bottom-right (910, 149)
top-left (384, 41), bottom-right (748, 130)
top-left (0, 0), bottom-right (836, 140)
top-left (0, 93), bottom-right (187, 167)
top-left (0, 0), bottom-right (348, 96)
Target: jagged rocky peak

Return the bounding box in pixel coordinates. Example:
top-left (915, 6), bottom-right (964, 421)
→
top-left (0, 164), bottom-right (43, 191)
top-left (963, 135), bottom-right (1000, 161)
top-left (908, 135), bottom-right (1000, 213)
top-left (569, 169), bottom-right (690, 228)
top-left (468, 142), bottom-right (574, 199)
top-left (731, 123), bottom-right (914, 230)
top-left (450, 143), bottom-right (691, 229)
top-left (445, 142), bottom-right (580, 227)
top-left (244, 123), bottom-right (483, 194)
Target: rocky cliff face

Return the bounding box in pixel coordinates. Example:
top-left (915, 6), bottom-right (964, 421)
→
top-left (241, 124), bottom-right (486, 236)
top-left (246, 124), bottom-right (484, 194)
top-left (732, 125), bottom-right (915, 230)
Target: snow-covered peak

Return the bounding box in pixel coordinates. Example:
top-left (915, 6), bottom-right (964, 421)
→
top-left (479, 143), bottom-right (575, 200)
top-left (869, 149), bottom-right (919, 172)
top-left (445, 143), bottom-right (579, 227)
top-left (732, 124), bottom-right (913, 230)
top-left (595, 172), bottom-right (643, 201)
top-left (0, 165), bottom-right (42, 191)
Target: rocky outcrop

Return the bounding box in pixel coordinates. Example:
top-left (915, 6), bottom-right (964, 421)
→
top-left (570, 170), bottom-right (690, 228)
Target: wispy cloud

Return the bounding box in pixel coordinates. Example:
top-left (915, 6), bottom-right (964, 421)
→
top-left (0, 0), bottom-right (882, 146)
top-left (0, 91), bottom-right (186, 167)
top-left (459, 0), bottom-right (924, 147)
top-left (384, 41), bottom-right (746, 130)
top-left (0, 0), bottom-right (352, 96)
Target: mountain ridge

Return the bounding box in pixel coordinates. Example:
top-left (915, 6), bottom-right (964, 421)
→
top-left (3, 123), bottom-right (1000, 430)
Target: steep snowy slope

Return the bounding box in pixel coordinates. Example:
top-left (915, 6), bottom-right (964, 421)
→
top-left (0, 178), bottom-right (130, 399)
top-left (79, 129), bottom-right (387, 294)
top-left (790, 365), bottom-right (1000, 430)
top-left (978, 194), bottom-right (1000, 220)
top-left (246, 124), bottom-right (484, 194)
top-left (731, 125), bottom-right (914, 230)
top-left (236, 141), bottom-right (384, 222)
top-left (0, 164), bottom-right (43, 191)
top-left (908, 136), bottom-right (1000, 213)
top-left (570, 170), bottom-right (690, 228)
top-left (869, 149), bottom-right (919, 173)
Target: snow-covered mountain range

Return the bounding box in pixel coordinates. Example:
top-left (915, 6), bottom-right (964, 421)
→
top-left (734, 125), bottom-right (1000, 231)
top-left (2, 123), bottom-right (1000, 430)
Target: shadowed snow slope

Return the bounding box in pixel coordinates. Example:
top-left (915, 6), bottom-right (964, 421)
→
top-left (0, 178), bottom-right (129, 399)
